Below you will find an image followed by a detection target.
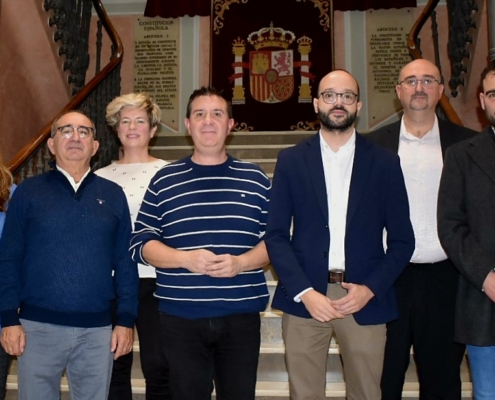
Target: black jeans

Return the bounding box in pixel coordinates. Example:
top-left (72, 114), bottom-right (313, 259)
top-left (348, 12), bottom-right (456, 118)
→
top-left (108, 278), bottom-right (170, 400)
top-left (160, 312), bottom-right (261, 400)
top-left (0, 344), bottom-right (10, 400)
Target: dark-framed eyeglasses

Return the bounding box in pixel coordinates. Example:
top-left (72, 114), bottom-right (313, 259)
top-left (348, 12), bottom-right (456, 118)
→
top-left (56, 125), bottom-right (95, 139)
top-left (398, 78), bottom-right (441, 89)
top-left (319, 91), bottom-right (358, 105)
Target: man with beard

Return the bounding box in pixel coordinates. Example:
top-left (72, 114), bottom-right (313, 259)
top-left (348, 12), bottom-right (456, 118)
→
top-left (265, 69), bottom-right (415, 400)
top-left (368, 59), bottom-right (473, 400)
top-left (438, 61), bottom-right (495, 399)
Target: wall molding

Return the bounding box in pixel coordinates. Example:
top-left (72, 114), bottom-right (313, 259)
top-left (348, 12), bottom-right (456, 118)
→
top-left (100, 0), bottom-right (146, 15)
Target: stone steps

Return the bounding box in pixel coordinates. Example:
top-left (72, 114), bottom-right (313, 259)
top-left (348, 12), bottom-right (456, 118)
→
top-left (149, 131), bottom-right (315, 176)
top-left (151, 144), bottom-right (292, 162)
top-left (3, 280), bottom-right (474, 398)
top-left (151, 131), bottom-right (316, 147)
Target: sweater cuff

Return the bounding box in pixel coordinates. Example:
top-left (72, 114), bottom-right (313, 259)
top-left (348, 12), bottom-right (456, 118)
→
top-left (0, 309), bottom-right (20, 327)
top-left (116, 312), bottom-right (136, 329)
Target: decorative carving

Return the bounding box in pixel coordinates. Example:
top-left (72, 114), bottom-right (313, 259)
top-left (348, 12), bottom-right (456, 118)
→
top-left (296, 0), bottom-right (331, 32)
top-left (232, 122), bottom-right (254, 132)
top-left (290, 120), bottom-right (320, 131)
top-left (212, 0), bottom-right (249, 35)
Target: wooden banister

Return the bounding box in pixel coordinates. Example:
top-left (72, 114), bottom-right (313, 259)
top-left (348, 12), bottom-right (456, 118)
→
top-left (8, 0), bottom-right (123, 175)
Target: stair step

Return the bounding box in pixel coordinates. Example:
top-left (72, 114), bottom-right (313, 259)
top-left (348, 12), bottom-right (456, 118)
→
top-left (5, 376), bottom-right (474, 398)
top-left (151, 131), bottom-right (315, 147)
top-left (150, 144), bottom-right (291, 161)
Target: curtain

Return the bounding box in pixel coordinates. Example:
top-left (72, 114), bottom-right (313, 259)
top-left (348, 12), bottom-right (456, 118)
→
top-left (144, 0), bottom-right (417, 18)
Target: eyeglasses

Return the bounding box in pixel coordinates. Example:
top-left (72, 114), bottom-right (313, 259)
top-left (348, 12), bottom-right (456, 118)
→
top-left (56, 125), bottom-right (95, 139)
top-left (398, 78), bottom-right (441, 89)
top-left (319, 91), bottom-right (358, 105)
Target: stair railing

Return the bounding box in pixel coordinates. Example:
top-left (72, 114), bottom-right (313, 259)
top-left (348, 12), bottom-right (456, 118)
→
top-left (407, 0), bottom-right (478, 125)
top-left (8, 0), bottom-right (122, 182)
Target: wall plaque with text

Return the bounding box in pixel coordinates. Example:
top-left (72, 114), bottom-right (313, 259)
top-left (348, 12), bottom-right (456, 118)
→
top-left (134, 16), bottom-right (180, 131)
top-left (366, 9), bottom-right (414, 127)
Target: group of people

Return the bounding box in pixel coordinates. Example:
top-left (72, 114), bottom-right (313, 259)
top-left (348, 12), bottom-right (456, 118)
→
top-left (0, 57), bottom-right (494, 400)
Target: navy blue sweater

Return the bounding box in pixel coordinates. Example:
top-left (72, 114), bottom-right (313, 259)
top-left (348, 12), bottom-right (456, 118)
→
top-left (0, 168), bottom-right (139, 328)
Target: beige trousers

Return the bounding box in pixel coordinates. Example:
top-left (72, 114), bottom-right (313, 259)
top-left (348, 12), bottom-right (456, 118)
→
top-left (282, 284), bottom-right (386, 400)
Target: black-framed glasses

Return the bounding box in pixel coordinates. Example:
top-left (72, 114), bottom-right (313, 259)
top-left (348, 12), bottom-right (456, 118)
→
top-left (56, 125), bottom-right (95, 139)
top-left (398, 78), bottom-right (440, 89)
top-left (319, 91), bottom-right (358, 105)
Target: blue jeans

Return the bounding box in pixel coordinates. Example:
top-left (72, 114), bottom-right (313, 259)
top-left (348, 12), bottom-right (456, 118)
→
top-left (17, 319), bottom-right (113, 400)
top-left (160, 312), bottom-right (261, 400)
top-left (467, 344), bottom-right (495, 400)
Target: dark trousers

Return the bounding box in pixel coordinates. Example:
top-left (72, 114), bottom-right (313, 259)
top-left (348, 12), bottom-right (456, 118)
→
top-left (108, 278), bottom-right (170, 400)
top-left (160, 312), bottom-right (261, 400)
top-left (0, 343), bottom-right (10, 400)
top-left (381, 260), bottom-right (466, 400)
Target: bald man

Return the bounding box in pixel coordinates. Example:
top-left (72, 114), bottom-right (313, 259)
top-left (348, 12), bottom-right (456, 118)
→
top-left (368, 59), bottom-right (475, 400)
top-left (266, 69), bottom-right (414, 400)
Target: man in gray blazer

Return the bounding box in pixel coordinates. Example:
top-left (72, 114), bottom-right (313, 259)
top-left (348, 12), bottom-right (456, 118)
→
top-left (438, 61), bottom-right (495, 399)
top-left (368, 59), bottom-right (473, 400)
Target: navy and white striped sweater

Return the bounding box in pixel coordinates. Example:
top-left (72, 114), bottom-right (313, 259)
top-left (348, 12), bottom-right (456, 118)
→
top-left (131, 155), bottom-right (271, 319)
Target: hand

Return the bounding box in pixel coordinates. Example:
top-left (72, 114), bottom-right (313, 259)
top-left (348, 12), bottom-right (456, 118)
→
top-left (205, 254), bottom-right (243, 278)
top-left (111, 326), bottom-right (134, 360)
top-left (1, 325), bottom-right (26, 356)
top-left (332, 283), bottom-right (374, 315)
top-left (181, 249), bottom-right (216, 274)
top-left (300, 289), bottom-right (345, 322)
top-left (483, 271), bottom-right (495, 302)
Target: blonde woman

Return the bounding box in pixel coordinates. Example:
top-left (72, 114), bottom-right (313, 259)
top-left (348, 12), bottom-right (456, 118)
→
top-left (95, 93), bottom-right (169, 400)
top-left (0, 155), bottom-right (15, 400)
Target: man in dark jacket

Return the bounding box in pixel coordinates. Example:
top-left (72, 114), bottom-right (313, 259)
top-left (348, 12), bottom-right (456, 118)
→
top-left (438, 61), bottom-right (495, 400)
top-left (266, 69), bottom-right (414, 400)
top-left (368, 59), bottom-right (473, 400)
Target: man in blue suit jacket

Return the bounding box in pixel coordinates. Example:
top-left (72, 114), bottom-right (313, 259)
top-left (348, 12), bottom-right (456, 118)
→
top-left (265, 70), bottom-right (415, 400)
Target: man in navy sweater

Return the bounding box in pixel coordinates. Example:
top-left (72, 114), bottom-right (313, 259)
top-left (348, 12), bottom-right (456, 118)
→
top-left (0, 111), bottom-right (139, 400)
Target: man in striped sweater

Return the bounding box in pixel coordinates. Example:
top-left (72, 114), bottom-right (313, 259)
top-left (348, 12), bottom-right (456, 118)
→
top-left (131, 86), bottom-right (271, 400)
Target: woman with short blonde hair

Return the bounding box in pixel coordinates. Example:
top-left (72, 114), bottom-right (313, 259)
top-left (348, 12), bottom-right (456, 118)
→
top-left (95, 92), bottom-right (170, 400)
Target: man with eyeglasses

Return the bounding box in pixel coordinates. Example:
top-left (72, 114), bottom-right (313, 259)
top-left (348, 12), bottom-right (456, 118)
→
top-left (438, 61), bottom-right (495, 400)
top-left (368, 58), bottom-right (474, 400)
top-left (265, 69), bottom-right (414, 400)
top-left (0, 110), bottom-right (139, 400)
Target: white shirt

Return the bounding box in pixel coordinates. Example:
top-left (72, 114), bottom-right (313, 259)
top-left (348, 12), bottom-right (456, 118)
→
top-left (95, 159), bottom-right (169, 277)
top-left (320, 131), bottom-right (356, 271)
top-left (398, 116), bottom-right (447, 263)
top-left (56, 165), bottom-right (90, 192)
top-left (294, 131), bottom-right (356, 302)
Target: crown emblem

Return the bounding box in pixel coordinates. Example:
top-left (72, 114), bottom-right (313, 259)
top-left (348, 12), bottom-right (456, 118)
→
top-left (247, 22), bottom-right (296, 50)
top-left (297, 36), bottom-right (312, 47)
top-left (232, 37), bottom-right (246, 52)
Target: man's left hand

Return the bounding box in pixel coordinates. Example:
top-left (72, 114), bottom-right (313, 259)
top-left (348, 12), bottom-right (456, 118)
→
top-left (111, 326), bottom-right (134, 360)
top-left (205, 254), bottom-right (242, 277)
top-left (332, 283), bottom-right (374, 315)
